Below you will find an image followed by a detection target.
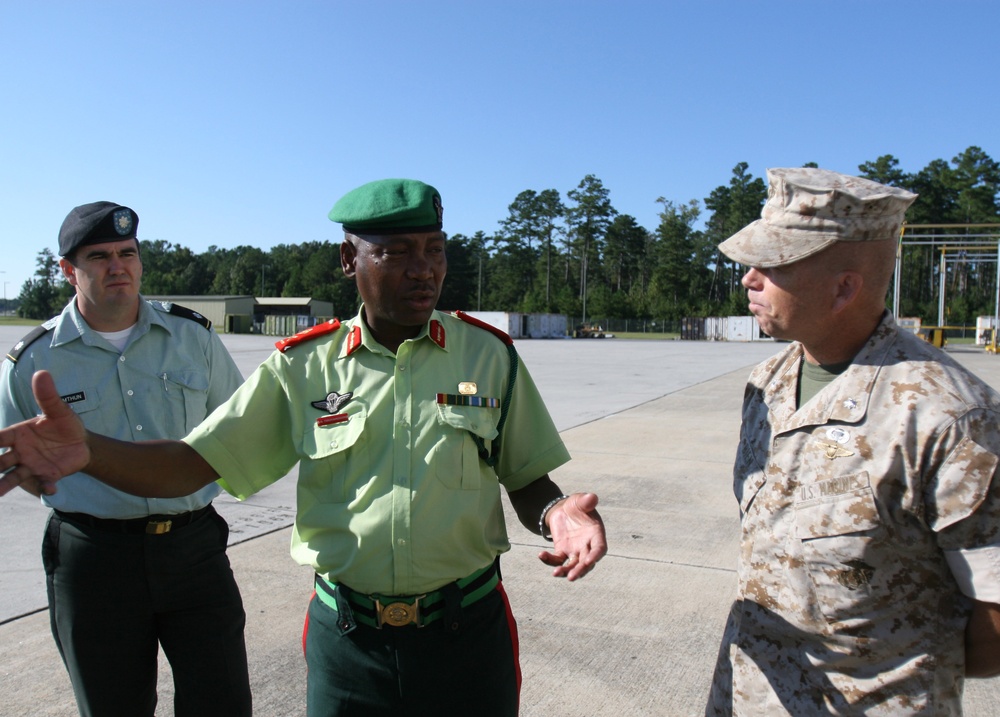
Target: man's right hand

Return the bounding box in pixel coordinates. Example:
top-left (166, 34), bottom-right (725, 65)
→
top-left (0, 370), bottom-right (90, 497)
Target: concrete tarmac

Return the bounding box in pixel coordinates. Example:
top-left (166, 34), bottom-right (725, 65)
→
top-left (1, 326), bottom-right (999, 715)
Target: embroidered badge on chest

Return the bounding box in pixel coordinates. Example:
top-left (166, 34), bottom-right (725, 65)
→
top-left (311, 391), bottom-right (353, 414)
top-left (311, 391), bottom-right (354, 427)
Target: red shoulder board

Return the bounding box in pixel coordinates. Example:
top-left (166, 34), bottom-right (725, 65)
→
top-left (275, 318), bottom-right (341, 353)
top-left (452, 311), bottom-right (513, 346)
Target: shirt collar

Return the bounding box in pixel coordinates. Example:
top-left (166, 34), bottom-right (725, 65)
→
top-left (766, 312), bottom-right (898, 428)
top-left (342, 305), bottom-right (448, 358)
top-left (50, 295), bottom-right (159, 350)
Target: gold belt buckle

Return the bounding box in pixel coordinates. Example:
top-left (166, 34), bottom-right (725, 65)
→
top-left (146, 519), bottom-right (173, 535)
top-left (375, 595), bottom-right (425, 628)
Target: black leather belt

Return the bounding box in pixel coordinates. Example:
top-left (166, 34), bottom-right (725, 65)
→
top-left (55, 505), bottom-right (212, 535)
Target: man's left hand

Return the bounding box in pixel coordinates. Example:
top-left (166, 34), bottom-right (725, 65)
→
top-left (538, 493), bottom-right (607, 581)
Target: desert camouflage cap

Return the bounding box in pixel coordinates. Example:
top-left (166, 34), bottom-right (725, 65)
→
top-left (719, 167), bottom-right (917, 268)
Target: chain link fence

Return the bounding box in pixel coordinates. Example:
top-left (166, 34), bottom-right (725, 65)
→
top-left (568, 318), bottom-right (684, 336)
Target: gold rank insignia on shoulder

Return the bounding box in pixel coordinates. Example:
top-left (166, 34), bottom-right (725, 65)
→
top-left (458, 381), bottom-right (477, 395)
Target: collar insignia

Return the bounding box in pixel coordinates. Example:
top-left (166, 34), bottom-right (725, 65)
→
top-left (345, 325), bottom-right (362, 356)
top-left (430, 319), bottom-right (446, 348)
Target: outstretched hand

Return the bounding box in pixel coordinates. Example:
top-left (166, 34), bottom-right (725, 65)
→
top-left (0, 370), bottom-right (90, 497)
top-left (538, 492), bottom-right (607, 581)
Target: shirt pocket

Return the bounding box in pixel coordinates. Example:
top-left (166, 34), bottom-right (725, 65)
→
top-left (162, 370), bottom-right (211, 432)
top-left (300, 405), bottom-right (369, 504)
top-left (60, 384), bottom-right (111, 435)
top-left (62, 385), bottom-right (101, 417)
top-left (794, 473), bottom-right (885, 622)
top-left (432, 404), bottom-right (500, 490)
top-left (927, 436), bottom-right (998, 535)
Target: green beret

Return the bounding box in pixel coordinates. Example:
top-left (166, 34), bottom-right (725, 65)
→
top-left (58, 201), bottom-right (139, 257)
top-left (328, 178), bottom-right (443, 235)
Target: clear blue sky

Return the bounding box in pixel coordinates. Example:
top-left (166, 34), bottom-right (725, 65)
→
top-left (1, 1), bottom-right (996, 301)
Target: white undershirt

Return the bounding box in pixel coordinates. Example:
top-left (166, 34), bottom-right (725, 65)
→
top-left (96, 324), bottom-right (136, 352)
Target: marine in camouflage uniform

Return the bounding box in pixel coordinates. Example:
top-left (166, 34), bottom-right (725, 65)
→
top-left (706, 168), bottom-right (1000, 715)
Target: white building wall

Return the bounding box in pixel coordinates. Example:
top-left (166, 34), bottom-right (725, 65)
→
top-left (464, 312), bottom-right (568, 339)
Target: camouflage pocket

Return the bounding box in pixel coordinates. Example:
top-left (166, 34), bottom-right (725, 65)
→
top-left (794, 475), bottom-right (886, 622)
top-left (927, 436), bottom-right (998, 534)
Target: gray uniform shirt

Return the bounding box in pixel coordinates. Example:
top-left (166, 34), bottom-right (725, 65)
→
top-left (707, 313), bottom-right (1000, 716)
top-left (0, 297), bottom-right (242, 518)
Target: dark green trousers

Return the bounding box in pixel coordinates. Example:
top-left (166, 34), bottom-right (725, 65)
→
top-left (42, 507), bottom-right (252, 717)
top-left (303, 581), bottom-right (521, 717)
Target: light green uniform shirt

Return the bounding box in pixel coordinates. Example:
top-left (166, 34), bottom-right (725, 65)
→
top-left (184, 308), bottom-right (570, 595)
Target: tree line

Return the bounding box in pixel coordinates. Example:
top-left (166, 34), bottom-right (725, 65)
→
top-left (17, 146), bottom-right (1000, 327)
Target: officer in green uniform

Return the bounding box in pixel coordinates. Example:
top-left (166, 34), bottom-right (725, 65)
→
top-left (0, 179), bottom-right (608, 717)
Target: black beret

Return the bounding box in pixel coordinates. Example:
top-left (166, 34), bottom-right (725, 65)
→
top-left (58, 201), bottom-right (139, 257)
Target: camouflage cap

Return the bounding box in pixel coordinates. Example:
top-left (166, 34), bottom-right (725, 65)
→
top-left (58, 201), bottom-right (139, 257)
top-left (718, 168), bottom-right (917, 268)
top-left (328, 178), bottom-right (443, 235)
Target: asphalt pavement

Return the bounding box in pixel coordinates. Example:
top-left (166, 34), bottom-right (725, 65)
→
top-left (1, 326), bottom-right (999, 716)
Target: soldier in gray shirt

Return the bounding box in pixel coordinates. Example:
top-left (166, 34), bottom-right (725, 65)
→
top-left (0, 202), bottom-right (251, 717)
top-left (705, 168), bottom-right (1000, 715)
